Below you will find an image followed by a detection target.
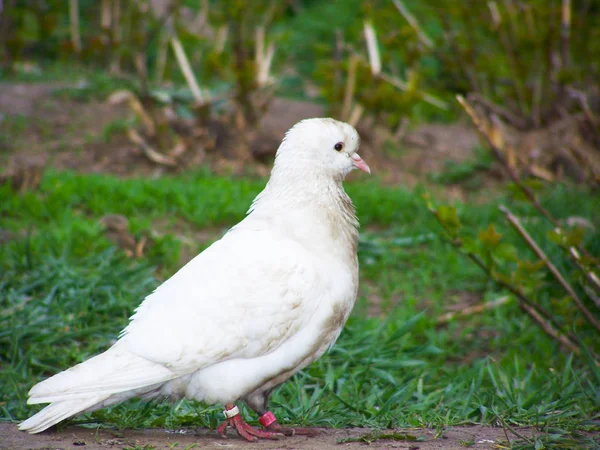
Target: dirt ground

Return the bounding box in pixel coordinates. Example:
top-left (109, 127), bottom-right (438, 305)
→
top-left (0, 422), bottom-right (529, 450)
top-left (0, 82), bottom-right (490, 200)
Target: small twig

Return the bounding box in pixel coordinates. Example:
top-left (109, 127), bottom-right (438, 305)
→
top-left (568, 243), bottom-right (600, 296)
top-left (456, 95), bottom-right (558, 226)
top-left (255, 26), bottom-right (276, 88)
top-left (380, 72), bottom-right (448, 110)
top-left (565, 144), bottom-right (600, 188)
top-left (436, 296), bottom-right (511, 325)
top-left (334, 29), bottom-right (343, 91)
top-left (101, 0), bottom-right (111, 33)
top-left (170, 35), bottom-right (207, 105)
top-left (521, 302), bottom-right (583, 356)
top-left (430, 207), bottom-right (586, 358)
top-left (127, 128), bottom-right (177, 167)
top-left (214, 25), bottom-right (228, 54)
top-left (153, 18), bottom-right (170, 83)
top-left (363, 21), bottom-right (381, 76)
top-left (341, 54), bottom-right (359, 121)
top-left (560, 0), bottom-right (571, 70)
top-left (110, 0), bottom-right (122, 74)
top-left (467, 93), bottom-right (531, 130)
top-left (463, 95), bottom-right (600, 272)
top-left (348, 104), bottom-right (364, 128)
top-left (499, 205), bottom-right (600, 333)
top-left (108, 90), bottom-right (155, 135)
top-left (498, 415), bottom-right (531, 443)
top-left (391, 0), bottom-right (433, 48)
top-left (567, 87), bottom-right (600, 145)
top-left (69, 0), bottom-right (82, 54)
top-left (584, 285), bottom-right (600, 309)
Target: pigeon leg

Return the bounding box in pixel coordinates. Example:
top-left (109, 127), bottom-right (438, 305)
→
top-left (245, 389), bottom-right (321, 436)
top-left (216, 404), bottom-right (284, 441)
top-left (259, 411), bottom-right (322, 436)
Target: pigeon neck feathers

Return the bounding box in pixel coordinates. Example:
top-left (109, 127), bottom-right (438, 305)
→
top-left (245, 119), bottom-right (360, 260)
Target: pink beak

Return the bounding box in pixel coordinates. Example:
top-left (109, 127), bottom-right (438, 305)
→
top-left (351, 153), bottom-right (371, 174)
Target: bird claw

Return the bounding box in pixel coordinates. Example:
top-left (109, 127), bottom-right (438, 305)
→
top-left (217, 406), bottom-right (284, 441)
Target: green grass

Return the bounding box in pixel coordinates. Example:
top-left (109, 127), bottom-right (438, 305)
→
top-left (1, 171), bottom-right (599, 448)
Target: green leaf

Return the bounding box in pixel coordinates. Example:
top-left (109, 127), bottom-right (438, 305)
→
top-left (547, 227), bottom-right (585, 247)
top-left (461, 236), bottom-right (478, 254)
top-left (563, 227), bottom-right (585, 247)
top-left (478, 224), bottom-right (502, 249)
top-left (494, 242), bottom-right (518, 262)
top-left (518, 259), bottom-right (546, 273)
top-left (547, 229), bottom-right (563, 245)
top-left (436, 205), bottom-right (461, 236)
top-left (388, 311), bottom-right (426, 342)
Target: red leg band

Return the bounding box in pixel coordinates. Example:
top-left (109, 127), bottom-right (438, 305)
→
top-left (259, 411), bottom-right (277, 428)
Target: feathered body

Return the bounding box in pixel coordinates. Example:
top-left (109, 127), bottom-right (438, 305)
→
top-left (20, 118), bottom-right (366, 434)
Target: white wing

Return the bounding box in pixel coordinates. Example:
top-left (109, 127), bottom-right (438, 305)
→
top-left (119, 225), bottom-right (327, 374)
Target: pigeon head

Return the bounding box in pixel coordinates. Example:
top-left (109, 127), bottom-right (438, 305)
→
top-left (273, 118), bottom-right (370, 180)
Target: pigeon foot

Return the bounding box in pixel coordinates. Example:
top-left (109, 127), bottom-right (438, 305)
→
top-left (217, 404), bottom-right (284, 441)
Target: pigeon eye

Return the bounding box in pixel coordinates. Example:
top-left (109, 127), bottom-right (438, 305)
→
top-left (334, 142), bottom-right (344, 152)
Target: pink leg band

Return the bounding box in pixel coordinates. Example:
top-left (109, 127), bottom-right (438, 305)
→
top-left (259, 411), bottom-right (277, 427)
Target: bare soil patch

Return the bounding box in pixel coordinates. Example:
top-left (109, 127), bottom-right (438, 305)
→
top-left (0, 422), bottom-right (527, 450)
top-left (0, 81), bottom-right (486, 197)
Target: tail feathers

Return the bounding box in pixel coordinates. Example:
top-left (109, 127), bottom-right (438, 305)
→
top-left (28, 348), bottom-right (176, 404)
top-left (18, 395), bottom-right (109, 434)
top-left (21, 346), bottom-right (179, 433)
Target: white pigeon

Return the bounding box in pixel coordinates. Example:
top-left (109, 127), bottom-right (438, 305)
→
top-left (19, 118), bottom-right (370, 441)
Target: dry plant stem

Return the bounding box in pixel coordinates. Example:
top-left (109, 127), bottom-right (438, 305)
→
top-left (569, 247), bottom-right (600, 295)
top-left (110, 0), bottom-right (121, 73)
top-left (584, 286), bottom-right (600, 309)
top-left (154, 21), bottom-right (170, 83)
top-left (460, 95), bottom-right (600, 272)
top-left (560, 0), bottom-right (571, 69)
top-left (255, 27), bottom-right (265, 77)
top-left (499, 205), bottom-right (600, 333)
top-left (127, 128), bottom-right (176, 167)
top-left (379, 72), bottom-right (448, 110)
top-left (467, 93), bottom-right (529, 130)
top-left (363, 21), bottom-right (381, 76)
top-left (567, 88), bottom-right (600, 145)
top-left (101, 0), bottom-right (111, 35)
top-left (255, 27), bottom-right (276, 88)
top-left (456, 95), bottom-right (558, 225)
top-left (498, 416), bottom-right (529, 443)
top-left (170, 35), bottom-right (206, 104)
top-left (467, 93), bottom-right (600, 272)
top-left (341, 55), bottom-right (358, 121)
top-left (520, 302), bottom-right (582, 356)
top-left (348, 104), bottom-right (364, 128)
top-left (69, 0), bottom-right (82, 54)
top-left (391, 0), bottom-right (433, 48)
top-left (430, 209), bottom-right (582, 356)
top-left (436, 296), bottom-right (510, 325)
top-left (334, 29), bottom-right (343, 90)
top-left (565, 144), bottom-right (600, 188)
